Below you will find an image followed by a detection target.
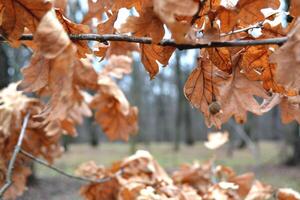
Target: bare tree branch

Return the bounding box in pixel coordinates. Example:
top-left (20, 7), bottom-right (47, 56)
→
top-left (220, 22), bottom-right (264, 37)
top-left (0, 113), bottom-right (30, 198)
top-left (0, 34), bottom-right (287, 49)
top-left (19, 149), bottom-right (122, 184)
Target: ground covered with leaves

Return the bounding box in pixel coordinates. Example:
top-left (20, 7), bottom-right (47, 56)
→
top-left (19, 143), bottom-right (300, 200)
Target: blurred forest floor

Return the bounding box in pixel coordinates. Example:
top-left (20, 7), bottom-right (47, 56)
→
top-left (20, 142), bottom-right (300, 200)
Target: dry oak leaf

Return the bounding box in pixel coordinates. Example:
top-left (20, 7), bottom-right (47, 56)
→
top-left (73, 58), bottom-right (99, 90)
top-left (109, 0), bottom-right (150, 13)
top-left (236, 0), bottom-right (281, 27)
top-left (81, 0), bottom-right (106, 24)
top-left (216, 64), bottom-right (268, 126)
top-left (291, 0), bottom-right (300, 18)
top-left (91, 77), bottom-right (138, 141)
top-left (55, 9), bottom-right (92, 58)
top-left (210, 0), bottom-right (281, 34)
top-left (54, 0), bottom-right (67, 11)
top-left (240, 45), bottom-right (292, 95)
top-left (228, 172), bottom-right (255, 198)
top-left (0, 83), bottom-right (37, 137)
top-left (0, 83), bottom-right (63, 200)
top-left (207, 47), bottom-right (232, 73)
top-left (277, 188), bottom-right (300, 200)
top-left (18, 11), bottom-right (77, 122)
top-left (260, 23), bottom-right (290, 38)
top-left (95, 12), bottom-right (123, 59)
top-left (270, 19), bottom-right (300, 92)
top-left (141, 44), bottom-right (175, 79)
top-left (184, 55), bottom-right (221, 127)
top-left (101, 55), bottom-right (133, 79)
top-left (280, 97), bottom-right (300, 124)
top-left (120, 6), bottom-right (164, 43)
top-left (0, 0), bottom-right (52, 45)
top-left (245, 181), bottom-right (273, 200)
top-left (153, 0), bottom-right (199, 42)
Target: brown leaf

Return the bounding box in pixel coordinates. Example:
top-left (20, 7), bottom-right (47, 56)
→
top-left (97, 12), bottom-right (118, 35)
top-left (100, 55), bottom-right (133, 79)
top-left (184, 54), bottom-right (221, 127)
top-left (33, 11), bottom-right (70, 59)
top-left (270, 19), bottom-right (300, 92)
top-left (120, 6), bottom-right (164, 43)
top-left (291, 0), bottom-right (300, 18)
top-left (91, 76), bottom-right (138, 141)
top-left (141, 44), bottom-right (175, 79)
top-left (277, 188), bottom-right (300, 200)
top-left (261, 23), bottom-right (290, 38)
top-left (216, 61), bottom-right (268, 125)
top-left (81, 0), bottom-right (106, 24)
top-left (18, 11), bottom-right (79, 122)
top-left (245, 181), bottom-right (273, 200)
top-left (240, 46), bottom-right (294, 95)
top-left (207, 47), bottom-right (232, 73)
top-left (55, 9), bottom-right (92, 58)
top-left (0, 83), bottom-right (63, 199)
top-left (229, 173), bottom-right (255, 198)
top-left (73, 58), bottom-right (99, 90)
top-left (280, 97), bottom-right (300, 124)
top-left (236, 0), bottom-right (280, 27)
top-left (153, 0), bottom-right (199, 42)
top-left (54, 0), bottom-right (67, 11)
top-left (0, 0), bottom-right (52, 45)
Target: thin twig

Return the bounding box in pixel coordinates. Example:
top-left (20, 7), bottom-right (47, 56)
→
top-left (19, 149), bottom-right (122, 184)
top-left (220, 22), bottom-right (264, 37)
top-left (0, 113), bottom-right (30, 198)
top-left (0, 34), bottom-right (287, 49)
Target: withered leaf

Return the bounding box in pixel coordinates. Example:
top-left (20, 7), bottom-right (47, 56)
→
top-left (19, 11), bottom-right (77, 122)
top-left (55, 9), bottom-right (92, 58)
top-left (270, 19), bottom-right (300, 92)
top-left (120, 6), bottom-right (164, 43)
top-left (217, 61), bottom-right (268, 125)
top-left (280, 97), bottom-right (300, 124)
top-left (153, 0), bottom-right (199, 42)
top-left (207, 48), bottom-right (232, 73)
top-left (141, 44), bottom-right (175, 79)
top-left (82, 0), bottom-right (106, 24)
top-left (0, 0), bottom-right (52, 45)
top-left (184, 54), bottom-right (221, 127)
top-left (91, 77), bottom-right (138, 141)
top-left (100, 55), bottom-right (133, 79)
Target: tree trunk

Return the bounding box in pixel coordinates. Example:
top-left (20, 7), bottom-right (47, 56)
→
top-left (286, 124), bottom-right (300, 165)
top-left (174, 51), bottom-right (184, 151)
top-left (184, 100), bottom-right (194, 145)
top-left (0, 45), bottom-right (10, 89)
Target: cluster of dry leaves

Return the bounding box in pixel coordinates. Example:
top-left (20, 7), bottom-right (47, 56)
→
top-left (0, 83), bottom-right (63, 199)
top-left (1, 0), bottom-right (299, 132)
top-left (0, 0), bottom-right (300, 199)
top-left (77, 150), bottom-right (300, 200)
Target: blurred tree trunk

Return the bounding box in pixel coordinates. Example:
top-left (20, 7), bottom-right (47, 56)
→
top-left (174, 51), bottom-right (184, 151)
top-left (292, 126), bottom-right (300, 164)
top-left (129, 57), bottom-right (144, 153)
top-left (184, 89), bottom-right (194, 145)
top-left (87, 118), bottom-right (99, 147)
top-left (286, 124), bottom-right (300, 165)
top-left (0, 45), bottom-right (10, 89)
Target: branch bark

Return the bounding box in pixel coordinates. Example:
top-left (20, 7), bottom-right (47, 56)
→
top-left (0, 34), bottom-right (287, 50)
top-left (20, 149), bottom-right (122, 184)
top-left (0, 113), bottom-right (30, 198)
